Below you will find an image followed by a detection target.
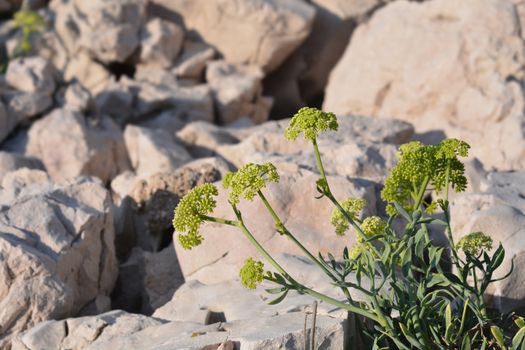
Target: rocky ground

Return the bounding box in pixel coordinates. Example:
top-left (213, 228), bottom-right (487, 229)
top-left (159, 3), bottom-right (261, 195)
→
top-left (0, 0), bottom-right (524, 349)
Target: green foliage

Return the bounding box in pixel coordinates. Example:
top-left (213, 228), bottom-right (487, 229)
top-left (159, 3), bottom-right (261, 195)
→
top-left (173, 107), bottom-right (523, 349)
top-left (457, 231), bottom-right (493, 256)
top-left (173, 183), bottom-right (218, 249)
top-left (239, 258), bottom-right (265, 289)
top-left (12, 10), bottom-right (46, 56)
top-left (284, 106), bottom-right (338, 141)
top-left (330, 198), bottom-right (366, 236)
top-left (222, 162), bottom-right (279, 205)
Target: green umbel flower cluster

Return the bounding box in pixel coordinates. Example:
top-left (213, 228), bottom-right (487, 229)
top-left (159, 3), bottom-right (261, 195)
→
top-left (284, 107), bottom-right (338, 142)
top-left (331, 198), bottom-right (366, 236)
top-left (381, 139), bottom-right (470, 209)
top-left (173, 183), bottom-right (218, 250)
top-left (223, 163), bottom-right (279, 205)
top-left (360, 216), bottom-right (386, 237)
top-left (456, 232), bottom-right (493, 256)
top-left (239, 258), bottom-right (265, 289)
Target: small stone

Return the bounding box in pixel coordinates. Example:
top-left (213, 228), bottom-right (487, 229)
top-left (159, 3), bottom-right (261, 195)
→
top-left (173, 40), bottom-right (215, 80)
top-left (6, 57), bottom-right (56, 95)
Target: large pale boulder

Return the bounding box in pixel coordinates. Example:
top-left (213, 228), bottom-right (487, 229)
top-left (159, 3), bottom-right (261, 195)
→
top-left (0, 177), bottom-right (118, 348)
top-left (26, 109), bottom-right (130, 183)
top-left (150, 0), bottom-right (316, 73)
top-left (451, 171), bottom-right (525, 312)
top-left (5, 57), bottom-right (56, 95)
top-left (323, 0), bottom-right (525, 170)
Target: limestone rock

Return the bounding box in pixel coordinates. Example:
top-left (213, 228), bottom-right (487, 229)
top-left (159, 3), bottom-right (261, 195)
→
top-left (64, 82), bottom-right (92, 113)
top-left (64, 52), bottom-right (111, 94)
top-left (112, 244), bottom-right (185, 314)
top-left (151, 0), bottom-right (316, 73)
top-left (451, 171), bottom-right (525, 312)
top-left (265, 0), bottom-right (381, 117)
top-left (5, 56), bottom-right (56, 95)
top-left (12, 310), bottom-right (166, 350)
top-left (176, 121), bottom-right (240, 158)
top-left (123, 124), bottom-right (192, 176)
top-left (323, 0), bottom-right (525, 170)
top-left (26, 109), bottom-right (130, 183)
top-left (52, 0), bottom-right (146, 63)
top-left (0, 177), bottom-right (118, 347)
top-left (87, 312), bottom-right (345, 350)
top-left (111, 157), bottom-right (229, 253)
top-left (214, 116), bottom-right (413, 181)
top-left (206, 60), bottom-right (272, 124)
top-left (140, 18), bottom-right (184, 68)
top-left (4, 91), bottom-right (53, 120)
top-left (0, 151), bottom-right (44, 183)
top-left (173, 40), bottom-right (215, 80)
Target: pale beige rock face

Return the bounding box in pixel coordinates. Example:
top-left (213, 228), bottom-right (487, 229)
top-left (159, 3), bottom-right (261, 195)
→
top-left (140, 18), bottom-right (184, 68)
top-left (5, 57), bottom-right (56, 95)
top-left (451, 171), bottom-right (525, 312)
top-left (12, 310), bottom-right (166, 350)
top-left (0, 177), bottom-right (118, 348)
top-left (123, 125), bottom-right (192, 176)
top-left (26, 109), bottom-right (130, 183)
top-left (150, 0), bottom-right (315, 73)
top-left (323, 0), bottom-right (525, 170)
top-left (206, 60), bottom-right (273, 125)
top-left (52, 0), bottom-right (146, 63)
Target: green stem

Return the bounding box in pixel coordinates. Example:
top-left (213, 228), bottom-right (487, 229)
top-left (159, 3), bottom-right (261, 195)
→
top-left (312, 138), bottom-right (328, 181)
top-left (231, 203), bottom-right (380, 323)
top-left (257, 190), bottom-right (341, 283)
top-left (200, 215), bottom-right (239, 227)
top-left (414, 176), bottom-right (430, 211)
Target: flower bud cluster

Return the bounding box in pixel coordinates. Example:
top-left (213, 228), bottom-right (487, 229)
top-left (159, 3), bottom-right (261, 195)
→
top-left (456, 231), bottom-right (493, 256)
top-left (239, 258), bottom-right (265, 289)
top-left (173, 183), bottom-right (218, 250)
top-left (331, 198), bottom-right (366, 236)
top-left (284, 107), bottom-right (338, 142)
top-left (223, 163), bottom-right (279, 205)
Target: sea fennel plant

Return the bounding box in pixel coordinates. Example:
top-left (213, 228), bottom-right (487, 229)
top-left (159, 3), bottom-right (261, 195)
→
top-left (173, 107), bottom-right (524, 349)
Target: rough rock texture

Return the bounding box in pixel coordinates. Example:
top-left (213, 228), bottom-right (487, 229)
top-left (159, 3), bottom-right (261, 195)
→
top-left (5, 57), bottom-right (56, 95)
top-left (174, 167), bottom-right (378, 284)
top-left (154, 253), bottom-right (372, 323)
top-left (140, 18), bottom-right (184, 68)
top-left (0, 177), bottom-right (118, 348)
top-left (207, 60), bottom-right (273, 125)
top-left (112, 244), bottom-right (185, 314)
top-left (111, 157), bottom-right (229, 254)
top-left (26, 109), bottom-right (130, 183)
top-left (12, 310), bottom-right (166, 350)
top-left (211, 116), bottom-right (414, 181)
top-left (265, 0), bottom-right (381, 117)
top-left (323, 0), bottom-right (525, 170)
top-left (151, 0), bottom-right (316, 73)
top-left (173, 40), bottom-right (216, 79)
top-left (451, 171), bottom-right (525, 313)
top-left (18, 311), bottom-right (344, 349)
top-left (123, 124), bottom-right (192, 176)
top-left (0, 151), bottom-right (44, 182)
top-left (52, 0), bottom-right (146, 63)
top-left (63, 52), bottom-right (111, 94)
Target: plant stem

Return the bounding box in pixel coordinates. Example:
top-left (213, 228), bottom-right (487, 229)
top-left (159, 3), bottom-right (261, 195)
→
top-left (414, 176), bottom-right (430, 211)
top-left (200, 215), bottom-right (239, 227)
